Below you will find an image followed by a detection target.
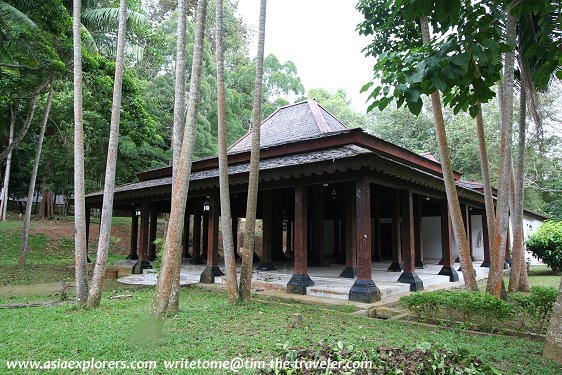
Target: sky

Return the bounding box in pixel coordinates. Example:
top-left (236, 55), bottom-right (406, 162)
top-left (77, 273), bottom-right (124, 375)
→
top-left (235, 0), bottom-right (375, 112)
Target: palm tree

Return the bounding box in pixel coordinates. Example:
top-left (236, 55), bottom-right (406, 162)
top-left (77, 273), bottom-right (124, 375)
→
top-left (420, 16), bottom-right (477, 290)
top-left (87, 0), bottom-right (128, 308)
top-left (215, 0), bottom-right (238, 302)
top-left (152, 0), bottom-right (209, 322)
top-left (238, 0), bottom-right (267, 301)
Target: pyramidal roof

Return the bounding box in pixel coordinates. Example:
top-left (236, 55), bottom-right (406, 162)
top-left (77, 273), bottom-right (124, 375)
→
top-left (228, 99), bottom-right (348, 154)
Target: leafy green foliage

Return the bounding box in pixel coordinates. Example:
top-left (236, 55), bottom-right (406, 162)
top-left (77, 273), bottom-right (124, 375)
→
top-left (526, 220), bottom-right (562, 272)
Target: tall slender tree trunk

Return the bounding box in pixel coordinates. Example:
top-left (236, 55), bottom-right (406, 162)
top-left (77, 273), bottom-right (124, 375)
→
top-left (152, 0), bottom-right (209, 322)
top-left (73, 0), bottom-right (89, 306)
top-left (543, 276), bottom-right (562, 363)
top-left (1, 103), bottom-right (16, 221)
top-left (0, 79), bottom-right (49, 162)
top-left (420, 17), bottom-right (477, 290)
top-left (19, 80), bottom-right (54, 267)
top-left (509, 83), bottom-right (528, 292)
top-left (475, 105), bottom-right (496, 249)
top-left (87, 0), bottom-right (128, 308)
top-left (215, 0), bottom-right (238, 302)
top-left (239, 0), bottom-right (267, 301)
top-left (168, 0), bottom-right (189, 313)
top-left (487, 9), bottom-right (517, 297)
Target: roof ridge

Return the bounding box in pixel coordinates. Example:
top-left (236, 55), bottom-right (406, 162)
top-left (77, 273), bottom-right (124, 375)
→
top-left (316, 102), bottom-right (349, 129)
top-left (307, 99), bottom-right (330, 133)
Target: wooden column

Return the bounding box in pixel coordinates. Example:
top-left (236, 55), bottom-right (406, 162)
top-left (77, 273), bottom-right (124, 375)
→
top-left (286, 219), bottom-right (293, 256)
top-left (184, 213), bottom-right (192, 258)
top-left (287, 184), bottom-right (314, 294)
top-left (309, 185), bottom-right (326, 266)
top-left (388, 190), bottom-right (402, 271)
top-left (189, 208), bottom-right (204, 264)
top-left (340, 183), bottom-right (357, 278)
top-left (461, 204), bottom-right (475, 261)
top-left (258, 190), bottom-right (275, 270)
top-left (349, 176), bottom-right (380, 302)
top-left (414, 196), bottom-right (425, 268)
top-left (481, 211), bottom-right (490, 267)
top-left (438, 200), bottom-right (459, 281)
top-left (373, 196), bottom-right (382, 262)
top-left (397, 190), bottom-right (423, 291)
top-left (200, 193), bottom-right (224, 283)
top-left (127, 209), bottom-right (139, 260)
top-left (201, 212), bottom-right (209, 260)
top-left (133, 202), bottom-right (151, 274)
top-left (148, 210), bottom-right (158, 261)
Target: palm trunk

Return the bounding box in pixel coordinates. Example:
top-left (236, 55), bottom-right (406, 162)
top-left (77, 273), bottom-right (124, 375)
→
top-left (19, 80), bottom-right (55, 267)
top-left (152, 0), bottom-right (209, 322)
top-left (73, 0), bottom-right (89, 306)
top-left (239, 0), bottom-right (267, 301)
top-left (168, 0), bottom-right (189, 313)
top-left (508, 84), bottom-right (528, 292)
top-left (1, 103), bottom-right (16, 221)
top-left (0, 79), bottom-right (49, 162)
top-left (487, 9), bottom-right (517, 297)
top-left (171, 0), bottom-right (188, 177)
top-left (543, 276), bottom-right (562, 363)
top-left (87, 0), bottom-right (128, 308)
top-left (475, 105), bottom-right (496, 249)
top-left (215, 0), bottom-right (238, 302)
top-left (420, 16), bottom-right (477, 290)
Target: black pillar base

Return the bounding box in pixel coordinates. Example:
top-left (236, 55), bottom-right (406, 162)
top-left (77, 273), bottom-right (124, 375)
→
top-left (387, 262), bottom-right (403, 272)
top-left (415, 260), bottom-right (425, 269)
top-left (397, 272), bottom-right (424, 291)
top-left (438, 258), bottom-right (444, 265)
top-left (189, 258), bottom-right (205, 265)
top-left (287, 274), bottom-right (315, 295)
top-left (438, 266), bottom-right (460, 282)
top-left (200, 266), bottom-right (225, 284)
top-left (257, 262), bottom-right (276, 271)
top-left (349, 279), bottom-right (381, 303)
top-left (126, 253), bottom-right (139, 261)
top-left (339, 266), bottom-right (358, 278)
top-left (132, 260), bottom-right (152, 275)
top-left (455, 256), bottom-right (460, 263)
top-left (480, 260), bottom-right (490, 268)
top-left (471, 255), bottom-right (476, 261)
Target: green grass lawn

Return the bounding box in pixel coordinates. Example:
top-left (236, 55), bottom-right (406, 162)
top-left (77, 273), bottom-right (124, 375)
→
top-left (0, 287), bottom-right (560, 374)
top-left (504, 265), bottom-right (561, 288)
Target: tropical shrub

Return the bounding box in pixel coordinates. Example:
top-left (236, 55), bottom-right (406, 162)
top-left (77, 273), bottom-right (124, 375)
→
top-left (526, 220), bottom-right (562, 272)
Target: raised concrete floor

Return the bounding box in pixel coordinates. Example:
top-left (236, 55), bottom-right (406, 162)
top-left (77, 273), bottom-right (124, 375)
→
top-left (116, 259), bottom-right (490, 302)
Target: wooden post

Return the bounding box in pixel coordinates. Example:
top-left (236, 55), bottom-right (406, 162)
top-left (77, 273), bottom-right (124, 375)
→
top-left (287, 184), bottom-right (314, 294)
top-left (349, 176), bottom-right (381, 303)
top-left (148, 210), bottom-right (158, 261)
top-left (388, 190), bottom-right (402, 271)
top-left (286, 219), bottom-right (293, 256)
top-left (202, 211), bottom-right (209, 260)
top-left (189, 208), bottom-right (204, 264)
top-left (85, 206), bottom-right (91, 263)
top-left (133, 202), bottom-right (151, 274)
top-left (373, 196), bottom-right (382, 262)
top-left (340, 183), bottom-right (357, 278)
top-left (438, 200), bottom-right (459, 281)
top-left (310, 185), bottom-right (327, 266)
top-left (481, 211), bottom-right (490, 267)
top-left (127, 209), bottom-right (139, 260)
top-left (461, 204), bottom-right (475, 261)
top-left (414, 196), bottom-right (424, 268)
top-left (182, 212), bottom-right (191, 258)
top-left (397, 189), bottom-right (423, 291)
top-left (258, 190), bottom-right (275, 270)
top-left (200, 193), bottom-right (224, 283)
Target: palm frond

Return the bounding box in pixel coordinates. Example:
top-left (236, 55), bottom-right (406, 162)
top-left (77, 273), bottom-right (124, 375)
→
top-left (0, 1), bottom-right (38, 39)
top-left (81, 7), bottom-right (148, 34)
top-left (81, 24), bottom-right (99, 55)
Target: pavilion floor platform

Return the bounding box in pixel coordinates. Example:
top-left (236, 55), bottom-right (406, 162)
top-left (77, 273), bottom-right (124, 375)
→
top-left (115, 259), bottom-right (490, 303)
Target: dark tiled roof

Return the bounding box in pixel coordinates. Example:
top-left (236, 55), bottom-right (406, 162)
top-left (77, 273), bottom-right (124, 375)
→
top-left (228, 100), bottom-right (347, 154)
top-left (456, 181), bottom-right (485, 190)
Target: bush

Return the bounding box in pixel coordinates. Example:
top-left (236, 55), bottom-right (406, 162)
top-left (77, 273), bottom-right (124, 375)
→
top-left (509, 286), bottom-right (558, 330)
top-left (526, 220), bottom-right (562, 272)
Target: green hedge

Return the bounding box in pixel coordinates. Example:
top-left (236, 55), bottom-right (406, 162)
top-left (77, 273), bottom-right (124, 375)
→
top-left (400, 288), bottom-right (557, 333)
top-left (526, 220), bottom-right (562, 272)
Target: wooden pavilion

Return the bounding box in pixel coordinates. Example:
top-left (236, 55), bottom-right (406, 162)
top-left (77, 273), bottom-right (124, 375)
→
top-left (85, 99), bottom-right (497, 303)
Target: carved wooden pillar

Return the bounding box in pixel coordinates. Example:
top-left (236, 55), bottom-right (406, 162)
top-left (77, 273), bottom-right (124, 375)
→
top-left (388, 190), bottom-right (402, 271)
top-left (414, 196), bottom-right (425, 268)
top-left (200, 193), bottom-right (224, 283)
top-left (287, 184), bottom-right (314, 294)
top-left (258, 190), bottom-right (275, 270)
top-left (397, 190), bottom-right (423, 291)
top-left (438, 200), bottom-right (459, 281)
top-left (148, 210), bottom-right (158, 261)
top-left (481, 211), bottom-right (490, 267)
top-left (340, 183), bottom-right (357, 278)
top-left (127, 209), bottom-right (139, 260)
top-left (189, 207), bottom-right (204, 264)
top-left (349, 176), bottom-right (381, 303)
